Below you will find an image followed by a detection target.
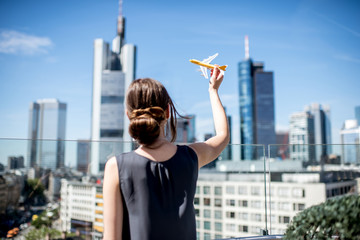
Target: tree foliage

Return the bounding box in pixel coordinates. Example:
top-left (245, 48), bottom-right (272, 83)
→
top-left (25, 226), bottom-right (61, 240)
top-left (284, 195), bottom-right (360, 240)
top-left (23, 178), bottom-right (46, 206)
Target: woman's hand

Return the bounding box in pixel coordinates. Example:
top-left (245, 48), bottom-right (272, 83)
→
top-left (209, 65), bottom-right (224, 91)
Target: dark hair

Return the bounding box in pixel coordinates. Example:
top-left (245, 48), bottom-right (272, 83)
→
top-left (126, 78), bottom-right (181, 145)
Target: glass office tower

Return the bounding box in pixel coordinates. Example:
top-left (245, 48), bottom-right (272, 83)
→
top-left (27, 99), bottom-right (67, 170)
top-left (91, 9), bottom-right (137, 174)
top-left (238, 37), bottom-right (275, 160)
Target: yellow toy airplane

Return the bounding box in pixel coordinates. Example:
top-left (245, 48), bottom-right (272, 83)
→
top-left (189, 53), bottom-right (227, 79)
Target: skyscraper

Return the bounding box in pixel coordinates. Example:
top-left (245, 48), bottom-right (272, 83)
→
top-left (355, 106), bottom-right (360, 125)
top-left (27, 99), bottom-right (67, 170)
top-left (289, 112), bottom-right (315, 163)
top-left (340, 119), bottom-right (360, 164)
top-left (77, 140), bottom-right (90, 173)
top-left (304, 103), bottom-right (332, 160)
top-left (238, 36), bottom-right (275, 160)
top-left (91, 1), bottom-right (136, 174)
top-left (174, 115), bottom-right (196, 143)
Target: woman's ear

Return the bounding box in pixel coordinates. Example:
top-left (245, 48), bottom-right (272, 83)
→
top-left (126, 109), bottom-right (130, 120)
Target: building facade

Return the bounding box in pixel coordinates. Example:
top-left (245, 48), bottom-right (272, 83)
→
top-left (195, 170), bottom-right (358, 240)
top-left (27, 99), bottom-right (67, 170)
top-left (340, 119), bottom-right (360, 164)
top-left (304, 103), bottom-right (332, 160)
top-left (173, 115), bottom-right (196, 143)
top-left (91, 4), bottom-right (136, 174)
top-left (60, 178), bottom-right (104, 240)
top-left (7, 156), bottom-right (24, 169)
top-left (77, 140), bottom-right (91, 173)
top-left (238, 36), bottom-right (275, 160)
top-left (289, 112), bottom-right (315, 163)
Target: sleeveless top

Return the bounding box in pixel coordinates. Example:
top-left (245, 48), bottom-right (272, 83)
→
top-left (116, 145), bottom-right (198, 240)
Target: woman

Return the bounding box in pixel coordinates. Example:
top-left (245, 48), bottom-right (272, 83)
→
top-left (103, 66), bottom-right (229, 240)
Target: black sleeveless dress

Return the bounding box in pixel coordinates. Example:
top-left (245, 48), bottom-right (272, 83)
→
top-left (115, 145), bottom-right (198, 240)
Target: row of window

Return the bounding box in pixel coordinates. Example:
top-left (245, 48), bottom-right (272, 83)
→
top-left (197, 185), bottom-right (306, 198)
top-left (196, 208), bottom-right (292, 224)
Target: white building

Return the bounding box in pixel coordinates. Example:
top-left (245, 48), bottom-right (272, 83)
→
top-left (60, 178), bottom-right (104, 240)
top-left (195, 170), bottom-right (358, 240)
top-left (27, 99), bottom-right (67, 170)
top-left (289, 112), bottom-right (315, 163)
top-left (340, 119), bottom-right (360, 164)
top-left (91, 2), bottom-right (136, 174)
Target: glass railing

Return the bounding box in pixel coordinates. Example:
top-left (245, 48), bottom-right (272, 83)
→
top-left (0, 138), bottom-right (359, 239)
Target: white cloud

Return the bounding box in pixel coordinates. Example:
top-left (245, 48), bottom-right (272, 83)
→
top-left (0, 30), bottom-right (53, 55)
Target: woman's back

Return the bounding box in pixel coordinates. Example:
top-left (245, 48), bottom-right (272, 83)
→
top-left (116, 145), bottom-right (198, 240)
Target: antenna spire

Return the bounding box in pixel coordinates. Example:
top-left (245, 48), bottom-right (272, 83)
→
top-left (245, 35), bottom-right (249, 59)
top-left (117, 0), bottom-right (124, 37)
top-left (118, 0), bottom-right (123, 17)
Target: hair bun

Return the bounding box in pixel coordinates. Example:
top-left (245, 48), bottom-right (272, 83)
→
top-left (128, 106), bottom-right (166, 145)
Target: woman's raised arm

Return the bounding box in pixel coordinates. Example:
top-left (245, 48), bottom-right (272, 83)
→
top-left (190, 65), bottom-right (230, 168)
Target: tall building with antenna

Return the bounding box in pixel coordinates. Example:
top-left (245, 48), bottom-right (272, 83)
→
top-left (91, 0), bottom-right (136, 174)
top-left (238, 36), bottom-right (275, 160)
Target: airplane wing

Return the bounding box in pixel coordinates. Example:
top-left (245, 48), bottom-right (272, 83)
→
top-left (200, 66), bottom-right (208, 79)
top-left (202, 53), bottom-right (218, 64)
top-left (199, 53), bottom-right (218, 79)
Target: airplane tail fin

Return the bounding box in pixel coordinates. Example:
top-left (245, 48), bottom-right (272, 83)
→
top-left (219, 65), bottom-right (228, 71)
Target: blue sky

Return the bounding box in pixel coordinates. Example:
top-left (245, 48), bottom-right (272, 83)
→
top-left (0, 0), bottom-right (359, 144)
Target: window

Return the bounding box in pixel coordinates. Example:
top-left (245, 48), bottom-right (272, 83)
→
top-left (196, 220), bottom-right (200, 229)
top-left (251, 213), bottom-right (261, 222)
top-left (226, 211), bottom-right (235, 219)
top-left (239, 212), bottom-right (248, 220)
top-left (278, 187), bottom-right (290, 197)
top-left (226, 186), bottom-right (235, 194)
top-left (278, 202), bottom-right (290, 211)
top-left (292, 187), bottom-right (304, 198)
top-left (226, 223), bottom-right (236, 232)
top-left (298, 203), bottom-right (305, 211)
top-left (239, 225), bottom-right (248, 232)
top-left (214, 186), bottom-right (222, 195)
top-left (204, 209), bottom-right (211, 218)
top-left (279, 216), bottom-right (291, 223)
top-left (251, 186), bottom-right (261, 196)
top-left (214, 210), bottom-right (222, 219)
top-left (214, 198), bottom-right (222, 207)
top-left (196, 186), bottom-right (200, 194)
top-left (215, 222), bottom-right (222, 232)
top-left (194, 197), bottom-right (199, 205)
top-left (204, 233), bottom-right (211, 240)
top-left (251, 200), bottom-right (261, 208)
top-left (204, 198), bottom-right (211, 206)
top-left (239, 200), bottom-right (248, 207)
top-left (226, 199), bottom-right (235, 206)
top-left (238, 186), bottom-right (247, 195)
top-left (203, 186), bottom-right (210, 195)
top-left (195, 209), bottom-right (200, 217)
top-left (204, 221), bottom-right (211, 230)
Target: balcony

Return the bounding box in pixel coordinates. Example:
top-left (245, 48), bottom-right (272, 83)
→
top-left (0, 138), bottom-right (359, 239)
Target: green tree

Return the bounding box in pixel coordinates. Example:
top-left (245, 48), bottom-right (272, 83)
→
top-left (25, 226), bottom-right (61, 240)
top-left (284, 195), bottom-right (360, 240)
top-left (23, 178), bottom-right (46, 206)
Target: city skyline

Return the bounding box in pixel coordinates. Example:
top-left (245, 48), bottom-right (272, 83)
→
top-left (0, 0), bottom-right (360, 144)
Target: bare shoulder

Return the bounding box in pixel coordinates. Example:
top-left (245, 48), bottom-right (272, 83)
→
top-left (105, 156), bottom-right (117, 169)
top-left (104, 156), bottom-right (119, 184)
